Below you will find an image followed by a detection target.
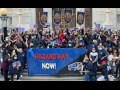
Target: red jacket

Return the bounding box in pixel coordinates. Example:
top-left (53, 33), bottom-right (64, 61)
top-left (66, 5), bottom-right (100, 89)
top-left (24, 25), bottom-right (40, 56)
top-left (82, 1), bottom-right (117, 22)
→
top-left (59, 33), bottom-right (67, 43)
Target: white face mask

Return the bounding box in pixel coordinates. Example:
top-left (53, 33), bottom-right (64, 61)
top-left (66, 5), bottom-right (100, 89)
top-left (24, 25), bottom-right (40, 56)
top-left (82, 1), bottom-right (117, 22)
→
top-left (14, 57), bottom-right (17, 59)
top-left (6, 39), bottom-right (8, 41)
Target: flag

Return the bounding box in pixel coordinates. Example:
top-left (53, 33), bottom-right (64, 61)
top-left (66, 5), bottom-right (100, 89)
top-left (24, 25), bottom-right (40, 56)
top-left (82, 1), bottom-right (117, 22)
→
top-left (53, 11), bottom-right (62, 26)
top-left (39, 12), bottom-right (48, 26)
top-left (64, 10), bottom-right (73, 24)
top-left (77, 12), bottom-right (86, 26)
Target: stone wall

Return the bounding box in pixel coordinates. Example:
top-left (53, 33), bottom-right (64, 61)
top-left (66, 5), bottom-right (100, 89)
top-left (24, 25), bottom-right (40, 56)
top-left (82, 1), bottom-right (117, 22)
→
top-left (0, 8), bottom-right (36, 29)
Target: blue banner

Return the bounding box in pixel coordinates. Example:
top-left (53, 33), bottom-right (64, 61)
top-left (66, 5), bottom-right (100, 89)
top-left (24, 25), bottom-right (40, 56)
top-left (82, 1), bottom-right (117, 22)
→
top-left (95, 24), bottom-right (100, 28)
top-left (64, 10), bottom-right (73, 24)
top-left (77, 12), bottom-right (86, 26)
top-left (19, 28), bottom-right (25, 32)
top-left (53, 11), bottom-right (62, 26)
top-left (34, 24), bottom-right (38, 28)
top-left (55, 26), bottom-right (60, 30)
top-left (27, 48), bottom-right (86, 75)
top-left (44, 23), bottom-right (50, 28)
top-left (39, 12), bottom-right (48, 26)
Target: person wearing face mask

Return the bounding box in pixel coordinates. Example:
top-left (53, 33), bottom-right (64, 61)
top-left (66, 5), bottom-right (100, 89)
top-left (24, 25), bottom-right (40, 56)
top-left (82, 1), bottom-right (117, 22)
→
top-left (107, 47), bottom-right (115, 76)
top-left (77, 42), bottom-right (84, 48)
top-left (76, 57), bottom-right (97, 81)
top-left (103, 37), bottom-right (117, 50)
top-left (85, 39), bottom-right (98, 57)
top-left (3, 37), bottom-right (9, 48)
top-left (0, 47), bottom-right (3, 76)
top-left (8, 54), bottom-right (20, 81)
top-left (69, 34), bottom-right (75, 46)
top-left (93, 34), bottom-right (100, 46)
top-left (1, 44), bottom-right (11, 81)
top-left (62, 40), bottom-right (73, 48)
top-left (89, 47), bottom-right (98, 78)
top-left (15, 47), bottom-right (26, 78)
top-left (98, 45), bottom-right (108, 66)
top-left (78, 35), bottom-right (85, 47)
top-left (97, 61), bottom-right (109, 81)
top-left (53, 35), bottom-right (61, 45)
top-left (37, 40), bottom-right (46, 49)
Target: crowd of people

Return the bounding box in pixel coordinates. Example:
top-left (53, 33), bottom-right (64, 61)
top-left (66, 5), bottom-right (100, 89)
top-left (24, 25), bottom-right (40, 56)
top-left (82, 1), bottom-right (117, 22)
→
top-left (0, 26), bottom-right (120, 81)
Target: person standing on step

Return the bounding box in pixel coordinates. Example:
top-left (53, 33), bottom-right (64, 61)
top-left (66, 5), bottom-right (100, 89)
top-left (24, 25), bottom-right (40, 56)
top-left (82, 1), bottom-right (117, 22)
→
top-left (8, 54), bottom-right (20, 81)
top-left (15, 46), bottom-right (26, 78)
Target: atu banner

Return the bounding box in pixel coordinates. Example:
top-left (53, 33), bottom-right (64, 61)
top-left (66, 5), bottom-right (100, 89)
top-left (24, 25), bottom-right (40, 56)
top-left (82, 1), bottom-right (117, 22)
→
top-left (64, 10), bottom-right (73, 24)
top-left (76, 12), bottom-right (86, 26)
top-left (39, 12), bottom-right (48, 26)
top-left (27, 48), bottom-right (86, 75)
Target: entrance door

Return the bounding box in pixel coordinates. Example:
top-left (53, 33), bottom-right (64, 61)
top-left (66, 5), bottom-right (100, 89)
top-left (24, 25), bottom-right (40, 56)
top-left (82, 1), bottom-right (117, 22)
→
top-left (85, 8), bottom-right (92, 29)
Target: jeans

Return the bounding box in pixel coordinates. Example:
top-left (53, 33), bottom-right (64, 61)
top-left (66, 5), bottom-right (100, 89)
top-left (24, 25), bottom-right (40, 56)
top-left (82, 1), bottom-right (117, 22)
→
top-left (85, 71), bottom-right (97, 81)
top-left (108, 63), bottom-right (114, 76)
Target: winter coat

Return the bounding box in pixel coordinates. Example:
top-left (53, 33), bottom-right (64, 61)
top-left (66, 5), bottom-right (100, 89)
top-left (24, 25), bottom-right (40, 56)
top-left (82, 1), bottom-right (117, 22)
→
top-left (8, 59), bottom-right (20, 74)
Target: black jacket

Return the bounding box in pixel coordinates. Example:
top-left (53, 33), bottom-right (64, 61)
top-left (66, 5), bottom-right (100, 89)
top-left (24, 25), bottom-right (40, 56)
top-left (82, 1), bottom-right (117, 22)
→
top-left (3, 47), bottom-right (10, 62)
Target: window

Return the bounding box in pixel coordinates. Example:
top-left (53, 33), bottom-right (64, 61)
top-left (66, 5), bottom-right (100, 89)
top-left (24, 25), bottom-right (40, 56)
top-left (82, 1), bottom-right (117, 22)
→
top-left (85, 8), bottom-right (90, 13)
top-left (10, 17), bottom-right (12, 24)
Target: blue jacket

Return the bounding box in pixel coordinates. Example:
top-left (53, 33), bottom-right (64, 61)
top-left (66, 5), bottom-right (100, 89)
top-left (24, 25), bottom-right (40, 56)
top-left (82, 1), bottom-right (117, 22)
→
top-left (93, 39), bottom-right (100, 46)
top-left (83, 61), bottom-right (96, 73)
top-left (86, 43), bottom-right (98, 56)
top-left (17, 52), bottom-right (26, 67)
top-left (103, 41), bottom-right (115, 49)
top-left (98, 49), bottom-right (108, 64)
top-left (37, 37), bottom-right (40, 42)
top-left (8, 59), bottom-right (20, 74)
top-left (78, 39), bottom-right (85, 46)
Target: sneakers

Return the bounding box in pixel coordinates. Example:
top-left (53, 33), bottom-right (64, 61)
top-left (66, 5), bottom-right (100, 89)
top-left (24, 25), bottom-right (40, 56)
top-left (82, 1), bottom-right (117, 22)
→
top-left (20, 75), bottom-right (23, 78)
top-left (15, 75), bottom-right (17, 79)
top-left (17, 79), bottom-right (21, 81)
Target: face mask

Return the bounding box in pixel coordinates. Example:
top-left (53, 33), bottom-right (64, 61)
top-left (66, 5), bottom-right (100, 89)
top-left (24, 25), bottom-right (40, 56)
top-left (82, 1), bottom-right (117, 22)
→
top-left (0, 44), bottom-right (2, 47)
top-left (19, 50), bottom-right (23, 53)
top-left (68, 44), bottom-right (72, 46)
top-left (30, 46), bottom-right (34, 48)
top-left (83, 60), bottom-right (85, 62)
top-left (6, 39), bottom-right (8, 41)
top-left (102, 64), bottom-right (106, 69)
top-left (1, 50), bottom-right (3, 52)
top-left (92, 50), bottom-right (95, 52)
top-left (99, 48), bottom-right (102, 50)
top-left (14, 57), bottom-right (17, 60)
top-left (79, 45), bottom-right (83, 47)
top-left (80, 38), bottom-right (83, 40)
top-left (106, 41), bottom-right (109, 43)
top-left (32, 37), bottom-right (34, 39)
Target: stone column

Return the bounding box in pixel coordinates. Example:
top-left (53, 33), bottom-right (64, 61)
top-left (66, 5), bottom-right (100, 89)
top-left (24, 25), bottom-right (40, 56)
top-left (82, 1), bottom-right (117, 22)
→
top-left (43, 8), bottom-right (53, 33)
top-left (92, 8), bottom-right (97, 30)
top-left (76, 8), bottom-right (85, 29)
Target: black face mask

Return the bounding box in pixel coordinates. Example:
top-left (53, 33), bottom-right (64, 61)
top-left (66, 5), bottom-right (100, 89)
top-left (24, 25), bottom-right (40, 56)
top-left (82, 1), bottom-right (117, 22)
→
top-left (106, 41), bottom-right (109, 43)
top-left (79, 45), bottom-right (83, 48)
top-left (108, 50), bottom-right (113, 53)
top-left (30, 46), bottom-right (34, 48)
top-left (102, 64), bottom-right (106, 69)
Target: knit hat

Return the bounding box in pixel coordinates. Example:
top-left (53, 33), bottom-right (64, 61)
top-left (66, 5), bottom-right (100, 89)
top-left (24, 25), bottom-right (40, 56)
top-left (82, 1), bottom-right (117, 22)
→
top-left (102, 61), bottom-right (106, 64)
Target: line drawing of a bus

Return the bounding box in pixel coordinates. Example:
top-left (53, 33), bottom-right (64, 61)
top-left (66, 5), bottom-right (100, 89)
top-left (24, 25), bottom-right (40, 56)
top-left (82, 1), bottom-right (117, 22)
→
top-left (68, 62), bottom-right (83, 71)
